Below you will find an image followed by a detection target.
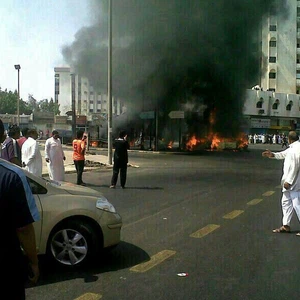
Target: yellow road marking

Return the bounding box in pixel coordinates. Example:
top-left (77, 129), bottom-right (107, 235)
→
top-left (223, 210), bottom-right (244, 219)
top-left (190, 224), bottom-right (220, 238)
top-left (130, 250), bottom-right (176, 273)
top-left (74, 293), bottom-right (102, 300)
top-left (262, 191), bottom-right (275, 196)
top-left (247, 198), bottom-right (263, 205)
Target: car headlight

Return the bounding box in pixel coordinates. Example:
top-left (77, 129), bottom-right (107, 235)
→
top-left (96, 197), bottom-right (116, 213)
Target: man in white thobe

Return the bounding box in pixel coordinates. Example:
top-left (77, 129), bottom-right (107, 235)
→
top-left (45, 130), bottom-right (66, 181)
top-left (22, 129), bottom-right (42, 177)
top-left (262, 131), bottom-right (300, 235)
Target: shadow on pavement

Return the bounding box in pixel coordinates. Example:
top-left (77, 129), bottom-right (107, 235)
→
top-left (86, 183), bottom-right (164, 190)
top-left (34, 241), bottom-right (150, 286)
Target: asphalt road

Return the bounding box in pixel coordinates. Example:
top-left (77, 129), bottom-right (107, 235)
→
top-left (26, 145), bottom-right (300, 300)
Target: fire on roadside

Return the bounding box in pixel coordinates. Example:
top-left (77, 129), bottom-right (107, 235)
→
top-left (184, 109), bottom-right (248, 151)
top-left (185, 132), bottom-right (248, 151)
top-left (167, 141), bottom-right (173, 149)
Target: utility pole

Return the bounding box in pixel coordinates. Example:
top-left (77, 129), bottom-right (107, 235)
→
top-left (71, 74), bottom-right (76, 139)
top-left (107, 0), bottom-right (113, 164)
top-left (14, 64), bottom-right (21, 126)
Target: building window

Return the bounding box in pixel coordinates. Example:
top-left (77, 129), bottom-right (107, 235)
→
top-left (269, 56), bottom-right (276, 63)
top-left (272, 100), bottom-right (279, 110)
top-left (256, 101), bottom-right (263, 108)
top-left (55, 78), bottom-right (59, 95)
top-left (90, 100), bottom-right (94, 104)
top-left (269, 40), bottom-right (277, 47)
top-left (286, 101), bottom-right (293, 111)
top-left (269, 72), bottom-right (276, 79)
top-left (97, 100), bottom-right (101, 104)
top-left (269, 25), bottom-right (277, 31)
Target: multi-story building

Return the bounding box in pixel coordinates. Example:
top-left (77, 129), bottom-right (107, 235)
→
top-left (54, 67), bottom-right (124, 118)
top-left (260, 0), bottom-right (298, 94)
top-left (243, 89), bottom-right (299, 134)
top-left (243, 1), bottom-right (300, 134)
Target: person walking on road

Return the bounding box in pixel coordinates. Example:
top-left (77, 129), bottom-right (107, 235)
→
top-left (110, 130), bottom-right (130, 189)
top-left (22, 128), bottom-right (43, 177)
top-left (45, 130), bottom-right (66, 181)
top-left (72, 130), bottom-right (87, 185)
top-left (0, 119), bottom-right (40, 299)
top-left (262, 131), bottom-right (300, 234)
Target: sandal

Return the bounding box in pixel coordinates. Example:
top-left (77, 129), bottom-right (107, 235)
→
top-left (272, 225), bottom-right (291, 233)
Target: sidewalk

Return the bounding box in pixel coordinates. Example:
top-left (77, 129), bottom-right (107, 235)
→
top-left (247, 143), bottom-right (287, 151)
top-left (39, 142), bottom-right (139, 177)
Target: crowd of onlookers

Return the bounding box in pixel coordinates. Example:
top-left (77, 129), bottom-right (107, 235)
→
top-left (248, 133), bottom-right (288, 148)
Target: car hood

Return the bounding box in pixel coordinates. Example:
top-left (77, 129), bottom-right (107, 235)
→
top-left (51, 181), bottom-right (101, 197)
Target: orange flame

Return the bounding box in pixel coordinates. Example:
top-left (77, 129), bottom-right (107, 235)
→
top-left (167, 141), bottom-right (174, 149)
top-left (185, 133), bottom-right (248, 151)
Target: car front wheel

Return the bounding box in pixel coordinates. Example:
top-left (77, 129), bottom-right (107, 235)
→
top-left (47, 220), bottom-right (99, 267)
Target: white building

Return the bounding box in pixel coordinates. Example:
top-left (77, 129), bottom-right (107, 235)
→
top-left (54, 67), bottom-right (125, 118)
top-left (260, 0), bottom-right (299, 94)
top-left (243, 89), bottom-right (300, 133)
top-left (243, 1), bottom-right (300, 134)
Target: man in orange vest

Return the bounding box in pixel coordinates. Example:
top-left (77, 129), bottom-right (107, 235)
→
top-left (72, 130), bottom-right (87, 185)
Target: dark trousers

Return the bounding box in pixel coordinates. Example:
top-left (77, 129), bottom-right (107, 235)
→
top-left (74, 160), bottom-right (85, 184)
top-left (111, 161), bottom-right (127, 187)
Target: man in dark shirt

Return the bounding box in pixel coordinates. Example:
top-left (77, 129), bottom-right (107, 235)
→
top-left (110, 130), bottom-right (130, 189)
top-left (0, 119), bottom-right (40, 299)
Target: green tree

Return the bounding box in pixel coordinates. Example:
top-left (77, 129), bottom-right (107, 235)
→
top-left (38, 98), bottom-right (60, 115)
top-left (0, 89), bottom-right (60, 116)
top-left (0, 88), bottom-right (18, 114)
top-left (0, 87), bottom-right (31, 115)
top-left (27, 94), bottom-right (39, 112)
top-left (49, 98), bottom-right (61, 115)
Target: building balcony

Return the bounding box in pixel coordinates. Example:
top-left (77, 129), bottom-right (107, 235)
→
top-left (297, 79), bottom-right (300, 86)
top-left (297, 48), bottom-right (300, 55)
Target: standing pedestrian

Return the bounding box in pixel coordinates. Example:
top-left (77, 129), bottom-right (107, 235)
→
top-left (262, 131), bottom-right (300, 234)
top-left (72, 130), bottom-right (87, 185)
top-left (17, 127), bottom-right (29, 149)
top-left (45, 130), bottom-right (66, 181)
top-left (22, 128), bottom-right (43, 177)
top-left (0, 119), bottom-right (40, 299)
top-left (0, 123), bottom-right (22, 166)
top-left (282, 134), bottom-right (288, 149)
top-left (110, 130), bottom-right (130, 189)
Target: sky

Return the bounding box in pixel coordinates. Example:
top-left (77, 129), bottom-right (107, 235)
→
top-left (0, 0), bottom-right (92, 102)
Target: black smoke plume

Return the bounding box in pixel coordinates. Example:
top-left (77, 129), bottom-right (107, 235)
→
top-left (62, 0), bottom-right (287, 139)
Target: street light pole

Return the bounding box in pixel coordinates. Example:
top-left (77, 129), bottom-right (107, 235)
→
top-left (14, 64), bottom-right (21, 126)
top-left (107, 0), bottom-right (113, 165)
